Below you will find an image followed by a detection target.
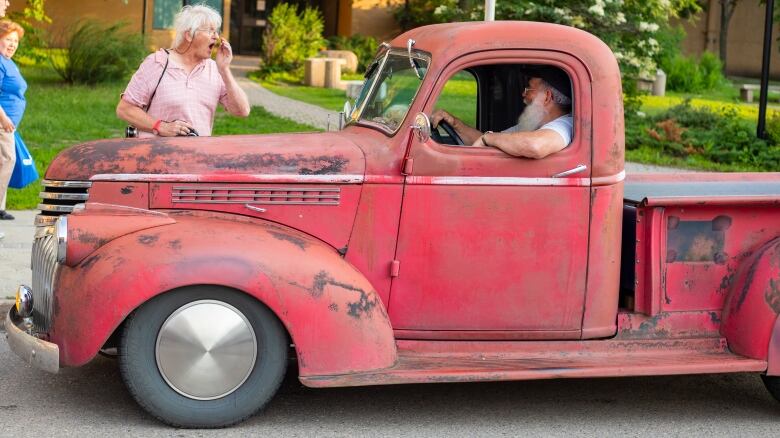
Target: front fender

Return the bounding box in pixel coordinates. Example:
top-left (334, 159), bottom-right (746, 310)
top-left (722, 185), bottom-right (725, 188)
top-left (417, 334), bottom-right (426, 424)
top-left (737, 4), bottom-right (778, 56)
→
top-left (52, 213), bottom-right (397, 377)
top-left (721, 237), bottom-right (780, 364)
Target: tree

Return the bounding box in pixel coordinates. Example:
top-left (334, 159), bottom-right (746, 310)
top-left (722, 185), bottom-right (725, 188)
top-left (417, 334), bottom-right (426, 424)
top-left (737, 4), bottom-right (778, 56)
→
top-left (394, 0), bottom-right (701, 95)
top-left (718, 0), bottom-right (738, 72)
top-left (8, 0), bottom-right (51, 62)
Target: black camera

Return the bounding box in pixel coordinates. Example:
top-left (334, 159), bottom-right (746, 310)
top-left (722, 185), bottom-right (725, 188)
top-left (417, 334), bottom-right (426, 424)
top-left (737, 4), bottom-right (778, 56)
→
top-left (185, 128), bottom-right (199, 137)
top-left (125, 125), bottom-right (139, 138)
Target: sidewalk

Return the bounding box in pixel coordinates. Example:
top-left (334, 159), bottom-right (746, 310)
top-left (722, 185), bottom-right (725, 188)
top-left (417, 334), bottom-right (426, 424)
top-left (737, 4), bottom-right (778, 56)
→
top-left (231, 55), bottom-right (338, 131)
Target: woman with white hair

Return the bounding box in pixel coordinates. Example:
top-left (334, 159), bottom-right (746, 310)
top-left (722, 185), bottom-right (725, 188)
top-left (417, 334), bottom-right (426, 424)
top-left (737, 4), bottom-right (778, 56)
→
top-left (117, 4), bottom-right (250, 138)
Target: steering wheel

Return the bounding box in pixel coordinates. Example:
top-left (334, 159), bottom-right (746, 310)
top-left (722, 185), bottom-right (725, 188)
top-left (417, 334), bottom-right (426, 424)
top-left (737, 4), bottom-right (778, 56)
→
top-left (430, 119), bottom-right (465, 146)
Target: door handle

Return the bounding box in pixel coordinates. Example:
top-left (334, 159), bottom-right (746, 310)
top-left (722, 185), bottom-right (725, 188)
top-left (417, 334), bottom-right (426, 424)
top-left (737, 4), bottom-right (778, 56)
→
top-left (552, 164), bottom-right (587, 178)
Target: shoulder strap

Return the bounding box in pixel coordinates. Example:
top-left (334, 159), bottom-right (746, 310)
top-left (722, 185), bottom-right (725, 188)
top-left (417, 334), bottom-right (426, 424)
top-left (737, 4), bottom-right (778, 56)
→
top-left (144, 49), bottom-right (170, 112)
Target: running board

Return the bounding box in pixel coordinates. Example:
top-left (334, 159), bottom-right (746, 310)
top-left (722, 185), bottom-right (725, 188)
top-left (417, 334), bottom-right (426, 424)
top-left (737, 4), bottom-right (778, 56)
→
top-left (300, 338), bottom-right (767, 388)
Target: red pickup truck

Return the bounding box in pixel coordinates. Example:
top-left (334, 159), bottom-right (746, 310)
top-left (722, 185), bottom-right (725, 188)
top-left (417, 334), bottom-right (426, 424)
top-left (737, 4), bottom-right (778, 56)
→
top-left (6, 21), bottom-right (780, 428)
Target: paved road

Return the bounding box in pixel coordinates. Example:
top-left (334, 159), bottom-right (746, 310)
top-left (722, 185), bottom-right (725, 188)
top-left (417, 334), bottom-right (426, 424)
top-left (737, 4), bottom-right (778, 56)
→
top-left (0, 336), bottom-right (778, 436)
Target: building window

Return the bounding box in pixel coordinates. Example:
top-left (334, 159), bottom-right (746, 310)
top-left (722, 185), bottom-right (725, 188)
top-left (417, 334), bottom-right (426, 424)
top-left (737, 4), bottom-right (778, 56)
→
top-left (153, 0), bottom-right (224, 30)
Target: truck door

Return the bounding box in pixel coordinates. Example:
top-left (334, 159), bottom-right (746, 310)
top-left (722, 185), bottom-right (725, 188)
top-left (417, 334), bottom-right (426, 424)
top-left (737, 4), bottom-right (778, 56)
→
top-left (388, 52), bottom-right (592, 338)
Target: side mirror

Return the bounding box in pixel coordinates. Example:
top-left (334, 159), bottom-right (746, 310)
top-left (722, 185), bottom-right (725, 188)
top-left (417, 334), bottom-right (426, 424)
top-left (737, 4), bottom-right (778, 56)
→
top-left (343, 100), bottom-right (352, 120)
top-left (411, 112), bottom-right (431, 142)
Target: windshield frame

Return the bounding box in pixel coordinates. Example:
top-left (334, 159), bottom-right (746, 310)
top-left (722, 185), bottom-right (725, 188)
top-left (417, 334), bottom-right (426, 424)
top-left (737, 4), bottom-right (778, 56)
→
top-left (346, 48), bottom-right (432, 136)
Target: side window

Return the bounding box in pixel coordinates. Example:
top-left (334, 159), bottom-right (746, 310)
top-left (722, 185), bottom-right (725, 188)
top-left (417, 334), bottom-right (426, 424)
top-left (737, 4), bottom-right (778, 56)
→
top-left (433, 70), bottom-right (478, 128)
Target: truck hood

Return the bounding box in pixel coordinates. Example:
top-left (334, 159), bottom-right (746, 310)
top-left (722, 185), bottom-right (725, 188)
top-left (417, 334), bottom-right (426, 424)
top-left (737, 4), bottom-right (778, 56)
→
top-left (46, 132), bottom-right (366, 181)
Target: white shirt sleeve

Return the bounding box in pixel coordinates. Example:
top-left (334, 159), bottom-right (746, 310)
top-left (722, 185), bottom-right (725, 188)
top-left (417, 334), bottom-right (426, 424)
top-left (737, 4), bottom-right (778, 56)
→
top-left (501, 114), bottom-right (574, 146)
top-left (538, 114), bottom-right (574, 146)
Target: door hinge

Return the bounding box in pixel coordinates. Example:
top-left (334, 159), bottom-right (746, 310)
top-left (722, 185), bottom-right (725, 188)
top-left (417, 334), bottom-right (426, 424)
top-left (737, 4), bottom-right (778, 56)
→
top-left (390, 260), bottom-right (400, 277)
top-left (402, 157), bottom-right (413, 175)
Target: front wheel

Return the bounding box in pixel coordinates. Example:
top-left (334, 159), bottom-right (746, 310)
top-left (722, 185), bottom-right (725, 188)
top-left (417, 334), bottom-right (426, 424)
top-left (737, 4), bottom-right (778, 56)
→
top-left (119, 286), bottom-right (287, 428)
top-left (762, 374), bottom-right (780, 403)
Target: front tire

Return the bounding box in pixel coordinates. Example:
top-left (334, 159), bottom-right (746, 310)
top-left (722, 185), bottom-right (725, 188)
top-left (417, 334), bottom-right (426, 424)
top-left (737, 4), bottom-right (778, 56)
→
top-left (119, 286), bottom-right (287, 428)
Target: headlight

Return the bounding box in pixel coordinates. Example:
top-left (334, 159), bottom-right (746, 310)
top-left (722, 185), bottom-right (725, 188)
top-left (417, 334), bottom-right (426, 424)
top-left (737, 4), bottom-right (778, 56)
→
top-left (55, 216), bottom-right (67, 263)
top-left (15, 285), bottom-right (33, 318)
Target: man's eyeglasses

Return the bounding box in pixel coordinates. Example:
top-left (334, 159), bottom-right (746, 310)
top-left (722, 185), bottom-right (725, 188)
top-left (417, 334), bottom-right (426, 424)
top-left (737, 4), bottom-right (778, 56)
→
top-left (523, 87), bottom-right (539, 95)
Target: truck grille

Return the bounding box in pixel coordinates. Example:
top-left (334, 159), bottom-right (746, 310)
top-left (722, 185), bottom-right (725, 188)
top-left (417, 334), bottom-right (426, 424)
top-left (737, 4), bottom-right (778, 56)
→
top-left (31, 180), bottom-right (90, 332)
top-left (31, 226), bottom-right (58, 332)
top-left (35, 180), bottom-right (91, 227)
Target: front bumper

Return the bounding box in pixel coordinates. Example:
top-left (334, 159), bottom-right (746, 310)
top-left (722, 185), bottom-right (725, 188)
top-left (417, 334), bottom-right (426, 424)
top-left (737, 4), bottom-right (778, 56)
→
top-left (4, 306), bottom-right (59, 373)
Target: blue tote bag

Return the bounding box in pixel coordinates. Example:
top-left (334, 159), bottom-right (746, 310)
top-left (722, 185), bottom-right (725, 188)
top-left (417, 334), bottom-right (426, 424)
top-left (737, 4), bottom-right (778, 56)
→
top-left (9, 131), bottom-right (38, 188)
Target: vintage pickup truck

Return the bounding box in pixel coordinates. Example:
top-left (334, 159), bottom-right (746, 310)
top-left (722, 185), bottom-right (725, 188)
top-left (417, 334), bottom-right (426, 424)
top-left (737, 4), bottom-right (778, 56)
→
top-left (6, 21), bottom-right (780, 427)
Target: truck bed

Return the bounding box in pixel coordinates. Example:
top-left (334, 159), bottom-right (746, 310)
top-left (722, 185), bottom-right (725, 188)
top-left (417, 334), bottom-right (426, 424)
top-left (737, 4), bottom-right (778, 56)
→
top-left (624, 172), bottom-right (780, 204)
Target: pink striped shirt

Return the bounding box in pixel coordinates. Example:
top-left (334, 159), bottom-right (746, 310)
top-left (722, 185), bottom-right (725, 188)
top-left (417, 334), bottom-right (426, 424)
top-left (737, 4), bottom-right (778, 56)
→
top-left (122, 49), bottom-right (228, 137)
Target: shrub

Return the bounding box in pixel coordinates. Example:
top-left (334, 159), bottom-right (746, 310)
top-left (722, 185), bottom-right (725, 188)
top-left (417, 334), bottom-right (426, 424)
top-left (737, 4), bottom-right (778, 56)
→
top-left (9, 0), bottom-right (51, 64)
top-left (327, 34), bottom-right (378, 73)
top-left (50, 20), bottom-right (147, 84)
top-left (626, 100), bottom-right (780, 170)
top-left (661, 51), bottom-right (725, 93)
top-left (261, 4), bottom-right (325, 76)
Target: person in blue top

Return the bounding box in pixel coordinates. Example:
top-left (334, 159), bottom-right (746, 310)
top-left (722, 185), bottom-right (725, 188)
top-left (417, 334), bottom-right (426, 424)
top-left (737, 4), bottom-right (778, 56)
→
top-left (0, 18), bottom-right (25, 228)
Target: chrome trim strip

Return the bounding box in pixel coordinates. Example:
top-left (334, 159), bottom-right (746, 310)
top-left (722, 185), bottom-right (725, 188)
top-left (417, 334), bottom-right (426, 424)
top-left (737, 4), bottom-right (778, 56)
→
top-left (91, 174), bottom-right (365, 183)
top-left (39, 192), bottom-right (90, 201)
top-left (404, 176), bottom-right (591, 186)
top-left (173, 194), bottom-right (340, 200)
top-left (173, 200), bottom-right (340, 206)
top-left (244, 204), bottom-right (267, 213)
top-left (37, 204), bottom-right (75, 213)
top-left (172, 186), bottom-right (341, 192)
top-left (592, 170), bottom-right (626, 186)
top-left (42, 180), bottom-right (93, 188)
top-left (56, 216), bottom-right (68, 263)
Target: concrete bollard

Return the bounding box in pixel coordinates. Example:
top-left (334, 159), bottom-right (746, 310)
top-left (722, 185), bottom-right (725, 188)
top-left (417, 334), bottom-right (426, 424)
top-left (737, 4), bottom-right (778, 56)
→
top-left (304, 58), bottom-right (326, 87)
top-left (324, 58), bottom-right (346, 89)
top-left (652, 69), bottom-right (666, 97)
top-left (320, 50), bottom-right (359, 73)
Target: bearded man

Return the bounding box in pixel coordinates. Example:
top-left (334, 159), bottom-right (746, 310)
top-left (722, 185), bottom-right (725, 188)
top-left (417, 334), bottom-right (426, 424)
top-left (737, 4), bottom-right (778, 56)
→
top-left (430, 67), bottom-right (573, 159)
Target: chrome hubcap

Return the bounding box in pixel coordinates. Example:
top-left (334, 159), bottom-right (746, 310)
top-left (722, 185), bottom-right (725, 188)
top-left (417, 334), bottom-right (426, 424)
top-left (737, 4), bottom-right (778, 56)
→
top-left (156, 300), bottom-right (257, 400)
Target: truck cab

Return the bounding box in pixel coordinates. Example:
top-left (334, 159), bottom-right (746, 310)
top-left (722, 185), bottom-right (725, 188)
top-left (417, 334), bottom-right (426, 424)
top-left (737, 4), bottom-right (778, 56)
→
top-left (6, 21), bottom-right (780, 428)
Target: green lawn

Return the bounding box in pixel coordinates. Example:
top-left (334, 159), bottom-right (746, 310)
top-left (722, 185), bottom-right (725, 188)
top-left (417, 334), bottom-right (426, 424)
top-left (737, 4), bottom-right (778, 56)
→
top-left (6, 65), bottom-right (316, 210)
top-left (256, 73), bottom-right (479, 126)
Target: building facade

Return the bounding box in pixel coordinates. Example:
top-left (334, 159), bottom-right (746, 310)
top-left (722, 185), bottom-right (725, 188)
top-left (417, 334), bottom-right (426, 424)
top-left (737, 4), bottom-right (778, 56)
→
top-left (674, 0), bottom-right (779, 78)
top-left (15, 0), bottom-right (402, 55)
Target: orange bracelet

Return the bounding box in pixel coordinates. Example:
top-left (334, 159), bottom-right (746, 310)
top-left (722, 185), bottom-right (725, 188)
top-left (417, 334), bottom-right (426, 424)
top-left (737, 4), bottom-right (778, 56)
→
top-left (152, 119), bottom-right (163, 135)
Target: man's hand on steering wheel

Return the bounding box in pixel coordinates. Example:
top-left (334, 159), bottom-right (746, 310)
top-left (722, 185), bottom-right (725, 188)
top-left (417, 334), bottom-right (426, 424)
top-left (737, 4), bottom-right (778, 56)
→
top-left (430, 109), bottom-right (465, 145)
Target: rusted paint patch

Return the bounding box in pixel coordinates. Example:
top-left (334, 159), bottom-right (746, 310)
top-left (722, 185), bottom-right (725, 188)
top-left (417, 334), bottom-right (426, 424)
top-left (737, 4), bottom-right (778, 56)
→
top-left (328, 303), bottom-right (339, 312)
top-left (268, 230), bottom-right (308, 250)
top-left (718, 266), bottom-right (737, 295)
top-left (137, 234), bottom-right (160, 245)
top-left (120, 186), bottom-right (134, 195)
top-left (765, 278), bottom-right (780, 314)
top-left (168, 239), bottom-right (182, 250)
top-left (290, 270), bottom-right (380, 319)
top-left (81, 254), bottom-right (101, 270)
top-left (76, 231), bottom-right (109, 247)
top-left (347, 290), bottom-right (380, 319)
top-left (709, 311), bottom-right (721, 324)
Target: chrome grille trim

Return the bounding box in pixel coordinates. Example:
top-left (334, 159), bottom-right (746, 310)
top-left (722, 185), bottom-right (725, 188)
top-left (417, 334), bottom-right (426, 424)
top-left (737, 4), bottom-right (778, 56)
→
top-left (39, 192), bottom-right (90, 201)
top-left (31, 226), bottom-right (58, 332)
top-left (172, 186), bottom-right (341, 206)
top-left (36, 180), bottom-right (91, 225)
top-left (37, 204), bottom-right (80, 213)
top-left (41, 180), bottom-right (93, 188)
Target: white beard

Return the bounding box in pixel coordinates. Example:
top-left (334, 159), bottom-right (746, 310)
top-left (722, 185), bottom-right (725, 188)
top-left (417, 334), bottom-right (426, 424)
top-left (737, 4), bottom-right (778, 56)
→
top-left (516, 94), bottom-right (547, 131)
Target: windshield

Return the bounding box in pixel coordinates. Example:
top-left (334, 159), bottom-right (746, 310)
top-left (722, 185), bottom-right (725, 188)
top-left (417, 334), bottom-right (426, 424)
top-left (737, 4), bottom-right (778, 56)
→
top-left (349, 51), bottom-right (429, 133)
